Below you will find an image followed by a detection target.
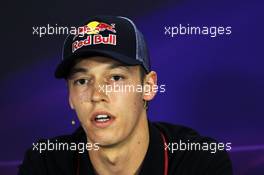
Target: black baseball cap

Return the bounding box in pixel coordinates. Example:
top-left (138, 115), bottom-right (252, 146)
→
top-left (55, 15), bottom-right (151, 79)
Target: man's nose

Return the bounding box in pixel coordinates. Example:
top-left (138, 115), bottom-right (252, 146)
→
top-left (90, 82), bottom-right (108, 103)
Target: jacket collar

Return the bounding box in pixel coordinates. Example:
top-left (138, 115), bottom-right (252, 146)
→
top-left (139, 122), bottom-right (165, 175)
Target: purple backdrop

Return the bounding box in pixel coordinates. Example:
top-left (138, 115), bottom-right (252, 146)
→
top-left (1, 0), bottom-right (263, 174)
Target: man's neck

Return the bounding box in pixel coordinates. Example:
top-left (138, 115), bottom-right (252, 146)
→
top-left (88, 112), bottom-right (149, 175)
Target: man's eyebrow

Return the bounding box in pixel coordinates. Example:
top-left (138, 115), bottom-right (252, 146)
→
top-left (68, 67), bottom-right (88, 78)
top-left (67, 63), bottom-right (130, 78)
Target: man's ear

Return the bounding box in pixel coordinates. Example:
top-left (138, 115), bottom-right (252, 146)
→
top-left (69, 95), bottom-right (75, 110)
top-left (143, 71), bottom-right (158, 101)
top-left (66, 80), bottom-right (75, 110)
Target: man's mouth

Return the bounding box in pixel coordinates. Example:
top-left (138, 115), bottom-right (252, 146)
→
top-left (91, 111), bottom-right (116, 128)
top-left (95, 114), bottom-right (111, 122)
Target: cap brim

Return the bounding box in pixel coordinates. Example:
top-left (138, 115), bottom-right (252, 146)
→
top-left (55, 49), bottom-right (142, 79)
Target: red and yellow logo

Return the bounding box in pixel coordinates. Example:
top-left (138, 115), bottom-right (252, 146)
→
top-left (72, 21), bottom-right (117, 53)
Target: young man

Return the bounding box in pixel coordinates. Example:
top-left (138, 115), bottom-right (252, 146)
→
top-left (19, 16), bottom-right (233, 175)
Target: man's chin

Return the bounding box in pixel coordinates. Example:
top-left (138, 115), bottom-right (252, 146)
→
top-left (96, 139), bottom-right (122, 148)
top-left (89, 133), bottom-right (121, 147)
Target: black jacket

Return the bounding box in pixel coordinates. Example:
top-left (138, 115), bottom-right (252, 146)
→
top-left (18, 122), bottom-right (233, 175)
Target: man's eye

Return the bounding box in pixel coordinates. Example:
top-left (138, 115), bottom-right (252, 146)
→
top-left (110, 75), bottom-right (124, 81)
top-left (74, 79), bottom-right (89, 85)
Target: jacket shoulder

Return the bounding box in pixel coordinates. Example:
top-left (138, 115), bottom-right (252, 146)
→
top-left (18, 130), bottom-right (83, 175)
top-left (152, 121), bottom-right (233, 175)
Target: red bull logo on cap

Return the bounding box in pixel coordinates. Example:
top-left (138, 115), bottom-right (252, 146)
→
top-left (72, 21), bottom-right (117, 53)
top-left (74, 21), bottom-right (116, 39)
top-left (85, 21), bottom-right (116, 34)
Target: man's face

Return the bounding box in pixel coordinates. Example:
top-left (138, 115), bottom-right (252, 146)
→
top-left (67, 56), bottom-right (147, 147)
